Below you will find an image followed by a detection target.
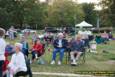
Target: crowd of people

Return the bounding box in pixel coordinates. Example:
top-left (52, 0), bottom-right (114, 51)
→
top-left (0, 27), bottom-right (114, 77)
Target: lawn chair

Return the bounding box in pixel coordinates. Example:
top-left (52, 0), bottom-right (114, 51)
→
top-left (78, 47), bottom-right (86, 64)
top-left (14, 58), bottom-right (32, 77)
top-left (65, 47), bottom-right (71, 64)
top-left (65, 47), bottom-right (86, 65)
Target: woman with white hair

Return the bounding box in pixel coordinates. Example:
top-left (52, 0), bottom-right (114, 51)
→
top-left (51, 33), bottom-right (68, 65)
top-left (7, 43), bottom-right (27, 77)
top-left (0, 28), bottom-right (6, 77)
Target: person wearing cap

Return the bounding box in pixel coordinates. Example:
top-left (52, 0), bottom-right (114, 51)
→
top-left (0, 28), bottom-right (6, 77)
top-left (51, 33), bottom-right (68, 65)
top-left (7, 43), bottom-right (27, 77)
top-left (70, 34), bottom-right (84, 65)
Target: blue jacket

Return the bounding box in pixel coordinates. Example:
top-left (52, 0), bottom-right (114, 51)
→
top-left (53, 39), bottom-right (68, 49)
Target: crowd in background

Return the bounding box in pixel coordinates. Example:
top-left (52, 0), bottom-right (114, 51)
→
top-left (0, 27), bottom-right (114, 77)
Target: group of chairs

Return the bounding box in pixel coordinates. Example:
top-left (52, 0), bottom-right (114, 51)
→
top-left (65, 46), bottom-right (86, 65)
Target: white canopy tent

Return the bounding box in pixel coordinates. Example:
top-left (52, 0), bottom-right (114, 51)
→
top-left (75, 21), bottom-right (93, 28)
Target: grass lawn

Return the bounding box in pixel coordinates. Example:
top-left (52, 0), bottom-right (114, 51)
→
top-left (5, 33), bottom-right (115, 77)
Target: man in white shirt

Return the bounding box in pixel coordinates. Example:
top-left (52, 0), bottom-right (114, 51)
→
top-left (0, 28), bottom-right (6, 77)
top-left (8, 43), bottom-right (27, 77)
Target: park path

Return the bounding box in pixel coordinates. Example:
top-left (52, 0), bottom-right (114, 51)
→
top-left (33, 72), bottom-right (106, 77)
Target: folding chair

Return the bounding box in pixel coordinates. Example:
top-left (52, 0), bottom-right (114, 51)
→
top-left (66, 47), bottom-right (86, 65)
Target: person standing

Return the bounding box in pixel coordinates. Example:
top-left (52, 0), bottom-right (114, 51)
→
top-left (32, 32), bottom-right (38, 44)
top-left (20, 36), bottom-right (29, 57)
top-left (9, 26), bottom-right (15, 40)
top-left (0, 28), bottom-right (6, 77)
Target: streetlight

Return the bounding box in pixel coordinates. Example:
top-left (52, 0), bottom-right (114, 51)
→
top-left (94, 4), bottom-right (102, 30)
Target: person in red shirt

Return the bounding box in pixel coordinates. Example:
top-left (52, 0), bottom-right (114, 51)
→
top-left (31, 38), bottom-right (44, 61)
top-left (2, 53), bottom-right (9, 77)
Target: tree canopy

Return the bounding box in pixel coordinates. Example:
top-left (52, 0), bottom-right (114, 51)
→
top-left (0, 0), bottom-right (114, 29)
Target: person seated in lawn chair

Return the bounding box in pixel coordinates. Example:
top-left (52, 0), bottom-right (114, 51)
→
top-left (7, 43), bottom-right (27, 77)
top-left (101, 31), bottom-right (109, 43)
top-left (51, 33), bottom-right (68, 65)
top-left (44, 32), bottom-right (54, 45)
top-left (31, 38), bottom-right (44, 62)
top-left (2, 53), bottom-right (9, 77)
top-left (20, 36), bottom-right (29, 57)
top-left (70, 34), bottom-right (85, 65)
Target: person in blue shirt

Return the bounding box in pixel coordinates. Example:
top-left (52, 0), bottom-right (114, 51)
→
top-left (51, 33), bottom-right (68, 65)
top-left (70, 34), bottom-right (84, 65)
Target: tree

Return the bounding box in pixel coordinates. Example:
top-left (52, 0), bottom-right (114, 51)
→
top-left (0, 0), bottom-right (47, 29)
top-left (23, 0), bottom-right (45, 29)
top-left (81, 3), bottom-right (97, 27)
top-left (99, 0), bottom-right (114, 27)
top-left (45, 0), bottom-right (84, 27)
top-left (109, 0), bottom-right (115, 27)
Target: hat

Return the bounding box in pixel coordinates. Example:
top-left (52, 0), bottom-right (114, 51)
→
top-left (15, 43), bottom-right (23, 50)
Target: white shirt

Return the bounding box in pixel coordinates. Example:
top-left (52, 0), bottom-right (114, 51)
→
top-left (58, 39), bottom-right (62, 47)
top-left (0, 38), bottom-right (6, 60)
top-left (8, 52), bottom-right (27, 72)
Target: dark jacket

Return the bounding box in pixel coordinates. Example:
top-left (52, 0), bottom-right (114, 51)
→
top-left (53, 39), bottom-right (68, 49)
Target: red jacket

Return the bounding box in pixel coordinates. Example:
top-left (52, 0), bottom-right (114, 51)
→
top-left (2, 53), bottom-right (9, 72)
top-left (32, 43), bottom-right (43, 54)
